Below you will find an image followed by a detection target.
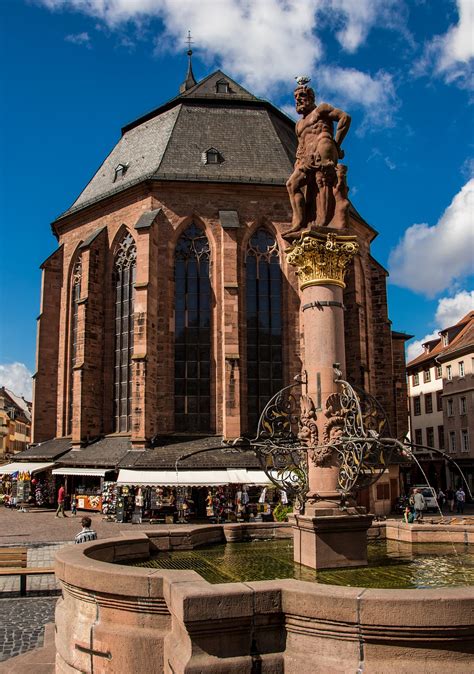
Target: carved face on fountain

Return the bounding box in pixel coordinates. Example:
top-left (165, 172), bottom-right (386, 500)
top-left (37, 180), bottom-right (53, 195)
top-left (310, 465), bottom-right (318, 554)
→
top-left (294, 85), bottom-right (316, 116)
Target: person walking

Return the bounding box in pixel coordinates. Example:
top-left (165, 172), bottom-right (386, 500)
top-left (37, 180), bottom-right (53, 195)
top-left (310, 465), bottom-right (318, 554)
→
top-left (55, 483), bottom-right (67, 517)
top-left (455, 487), bottom-right (466, 514)
top-left (74, 516), bottom-right (97, 544)
top-left (71, 494), bottom-right (77, 517)
top-left (446, 487), bottom-right (455, 512)
top-left (437, 488), bottom-right (445, 513)
top-left (410, 488), bottom-right (426, 522)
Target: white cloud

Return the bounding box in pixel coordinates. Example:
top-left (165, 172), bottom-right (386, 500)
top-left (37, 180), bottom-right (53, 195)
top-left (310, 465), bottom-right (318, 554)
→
top-left (326, 0), bottom-right (403, 53)
top-left (435, 290), bottom-right (474, 327)
top-left (65, 31), bottom-right (91, 47)
top-left (406, 289), bottom-right (474, 363)
top-left (406, 330), bottom-right (439, 364)
top-left (414, 0), bottom-right (474, 90)
top-left (318, 66), bottom-right (399, 130)
top-left (0, 363), bottom-right (33, 400)
top-left (35, 0), bottom-right (403, 124)
top-left (389, 179), bottom-right (474, 297)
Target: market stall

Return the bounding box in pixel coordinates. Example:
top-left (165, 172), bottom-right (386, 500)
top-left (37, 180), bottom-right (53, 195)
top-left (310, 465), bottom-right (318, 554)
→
top-left (52, 467), bottom-right (116, 511)
top-left (114, 468), bottom-right (275, 523)
top-left (0, 462), bottom-right (55, 508)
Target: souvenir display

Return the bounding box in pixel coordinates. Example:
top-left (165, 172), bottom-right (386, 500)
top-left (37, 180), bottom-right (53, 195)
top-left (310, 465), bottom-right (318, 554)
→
top-left (102, 482), bottom-right (117, 515)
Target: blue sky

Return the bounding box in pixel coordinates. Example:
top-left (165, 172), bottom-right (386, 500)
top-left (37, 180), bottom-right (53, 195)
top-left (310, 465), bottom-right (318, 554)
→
top-left (0, 0), bottom-right (473, 398)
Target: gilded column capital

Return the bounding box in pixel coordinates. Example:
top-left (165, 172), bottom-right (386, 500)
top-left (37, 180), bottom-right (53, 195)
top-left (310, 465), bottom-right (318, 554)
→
top-left (286, 231), bottom-right (358, 289)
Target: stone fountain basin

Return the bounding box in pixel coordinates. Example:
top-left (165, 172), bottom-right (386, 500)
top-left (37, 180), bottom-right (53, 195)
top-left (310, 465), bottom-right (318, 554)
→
top-left (55, 523), bottom-right (474, 674)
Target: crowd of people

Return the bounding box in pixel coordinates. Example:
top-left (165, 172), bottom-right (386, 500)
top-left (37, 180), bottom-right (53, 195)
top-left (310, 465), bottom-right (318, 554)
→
top-left (403, 486), bottom-right (467, 523)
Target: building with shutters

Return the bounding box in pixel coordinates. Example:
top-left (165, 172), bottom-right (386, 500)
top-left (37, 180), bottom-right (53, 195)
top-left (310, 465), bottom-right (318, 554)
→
top-left (407, 311), bottom-right (474, 493)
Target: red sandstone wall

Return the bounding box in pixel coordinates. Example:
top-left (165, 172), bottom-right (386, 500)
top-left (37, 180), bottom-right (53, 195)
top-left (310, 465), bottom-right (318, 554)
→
top-left (32, 246), bottom-right (63, 443)
top-left (34, 181), bottom-right (400, 446)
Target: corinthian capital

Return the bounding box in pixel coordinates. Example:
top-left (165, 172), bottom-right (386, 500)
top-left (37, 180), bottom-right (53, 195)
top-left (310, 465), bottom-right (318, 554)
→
top-left (286, 232), bottom-right (358, 289)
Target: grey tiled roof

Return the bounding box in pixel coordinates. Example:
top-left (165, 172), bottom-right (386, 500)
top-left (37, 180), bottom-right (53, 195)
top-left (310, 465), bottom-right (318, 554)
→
top-left (57, 436), bottom-right (132, 468)
top-left (14, 437), bottom-right (72, 461)
top-left (119, 436), bottom-right (261, 470)
top-left (55, 70), bottom-right (296, 221)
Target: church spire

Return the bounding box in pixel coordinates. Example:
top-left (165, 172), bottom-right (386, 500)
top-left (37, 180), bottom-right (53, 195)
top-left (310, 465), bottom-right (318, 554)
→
top-left (180, 31), bottom-right (197, 94)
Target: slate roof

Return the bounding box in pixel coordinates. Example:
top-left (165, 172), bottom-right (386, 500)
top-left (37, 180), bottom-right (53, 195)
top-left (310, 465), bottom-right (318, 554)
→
top-left (119, 435), bottom-right (261, 470)
top-left (54, 434), bottom-right (261, 470)
top-left (54, 70), bottom-right (297, 221)
top-left (57, 435), bottom-right (132, 468)
top-left (14, 437), bottom-right (71, 461)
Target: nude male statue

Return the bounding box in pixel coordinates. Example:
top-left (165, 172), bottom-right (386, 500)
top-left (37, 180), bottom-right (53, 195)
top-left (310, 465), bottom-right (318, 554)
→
top-left (286, 84), bottom-right (351, 234)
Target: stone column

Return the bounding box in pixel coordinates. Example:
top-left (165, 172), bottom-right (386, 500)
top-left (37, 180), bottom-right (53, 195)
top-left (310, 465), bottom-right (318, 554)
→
top-left (286, 230), bottom-right (373, 569)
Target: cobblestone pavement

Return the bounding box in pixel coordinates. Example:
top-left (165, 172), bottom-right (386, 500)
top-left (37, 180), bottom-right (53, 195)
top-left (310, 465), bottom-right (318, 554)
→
top-left (0, 506), bottom-right (197, 545)
top-left (0, 597), bottom-right (57, 662)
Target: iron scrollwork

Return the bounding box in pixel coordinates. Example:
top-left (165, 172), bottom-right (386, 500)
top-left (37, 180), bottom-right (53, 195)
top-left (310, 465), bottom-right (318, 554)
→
top-left (252, 374), bottom-right (309, 504)
top-left (332, 365), bottom-right (393, 493)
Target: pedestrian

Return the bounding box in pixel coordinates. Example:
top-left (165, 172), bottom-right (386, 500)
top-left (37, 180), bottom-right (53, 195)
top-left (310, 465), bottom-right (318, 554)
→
top-left (455, 487), bottom-right (466, 514)
top-left (446, 487), bottom-right (455, 512)
top-left (55, 483), bottom-right (67, 517)
top-left (410, 488), bottom-right (426, 522)
top-left (74, 516), bottom-right (97, 544)
top-left (437, 488), bottom-right (445, 512)
top-left (71, 494), bottom-right (77, 517)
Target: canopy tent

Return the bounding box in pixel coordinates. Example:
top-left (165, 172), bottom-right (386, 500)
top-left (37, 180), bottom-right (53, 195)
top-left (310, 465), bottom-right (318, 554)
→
top-left (0, 462), bottom-right (55, 475)
top-left (116, 468), bottom-right (272, 486)
top-left (52, 468), bottom-right (114, 477)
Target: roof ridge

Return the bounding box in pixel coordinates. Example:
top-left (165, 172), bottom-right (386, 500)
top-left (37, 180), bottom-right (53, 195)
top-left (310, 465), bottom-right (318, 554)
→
top-left (153, 103), bottom-right (183, 176)
top-left (440, 316), bottom-right (474, 356)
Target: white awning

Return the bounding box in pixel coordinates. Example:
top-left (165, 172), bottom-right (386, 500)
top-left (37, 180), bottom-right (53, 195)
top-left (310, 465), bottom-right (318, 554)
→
top-left (0, 462), bottom-right (55, 475)
top-left (52, 468), bottom-right (113, 477)
top-left (116, 468), bottom-right (272, 486)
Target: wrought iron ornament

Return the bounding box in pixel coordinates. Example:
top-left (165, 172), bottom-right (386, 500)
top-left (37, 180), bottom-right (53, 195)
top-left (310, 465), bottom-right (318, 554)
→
top-left (251, 374), bottom-right (309, 506)
top-left (251, 366), bottom-right (393, 504)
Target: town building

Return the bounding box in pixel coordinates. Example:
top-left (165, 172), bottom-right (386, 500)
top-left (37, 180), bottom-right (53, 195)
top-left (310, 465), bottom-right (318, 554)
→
top-left (9, 63), bottom-right (409, 516)
top-left (0, 387), bottom-right (32, 461)
top-left (407, 311), bottom-right (474, 493)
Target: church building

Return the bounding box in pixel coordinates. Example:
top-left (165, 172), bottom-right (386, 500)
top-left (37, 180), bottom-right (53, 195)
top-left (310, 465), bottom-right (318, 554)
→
top-left (28, 61), bottom-right (409, 488)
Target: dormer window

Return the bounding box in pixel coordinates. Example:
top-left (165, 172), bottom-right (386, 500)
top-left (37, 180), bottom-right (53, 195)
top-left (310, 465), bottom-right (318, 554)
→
top-left (442, 333), bottom-right (449, 346)
top-left (216, 80), bottom-right (230, 94)
top-left (114, 163), bottom-right (129, 182)
top-left (202, 148), bottom-right (223, 165)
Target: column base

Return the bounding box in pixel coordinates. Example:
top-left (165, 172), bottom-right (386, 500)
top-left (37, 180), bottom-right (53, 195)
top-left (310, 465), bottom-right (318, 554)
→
top-left (289, 511), bottom-right (373, 570)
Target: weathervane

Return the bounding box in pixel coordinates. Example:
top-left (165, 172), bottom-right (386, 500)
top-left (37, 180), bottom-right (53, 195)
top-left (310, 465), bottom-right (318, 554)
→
top-left (180, 30), bottom-right (197, 93)
top-left (186, 30), bottom-right (193, 55)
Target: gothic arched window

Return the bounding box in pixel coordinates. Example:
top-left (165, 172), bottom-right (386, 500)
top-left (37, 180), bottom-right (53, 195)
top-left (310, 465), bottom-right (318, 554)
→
top-left (113, 233), bottom-right (136, 432)
top-left (174, 224), bottom-right (211, 432)
top-left (246, 228), bottom-right (283, 432)
top-left (67, 258), bottom-right (82, 435)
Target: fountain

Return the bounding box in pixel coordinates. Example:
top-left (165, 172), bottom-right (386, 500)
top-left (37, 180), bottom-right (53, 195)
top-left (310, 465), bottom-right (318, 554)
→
top-left (54, 78), bottom-right (474, 673)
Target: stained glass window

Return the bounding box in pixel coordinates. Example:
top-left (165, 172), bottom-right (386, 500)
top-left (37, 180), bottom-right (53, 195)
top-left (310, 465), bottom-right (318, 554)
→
top-left (246, 228), bottom-right (283, 432)
top-left (67, 258), bottom-right (82, 435)
top-left (113, 233), bottom-right (136, 432)
top-left (174, 224), bottom-right (211, 431)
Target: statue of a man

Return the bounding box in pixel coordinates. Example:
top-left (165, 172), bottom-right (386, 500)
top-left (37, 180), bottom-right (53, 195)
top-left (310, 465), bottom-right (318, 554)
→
top-left (286, 83), bottom-right (351, 235)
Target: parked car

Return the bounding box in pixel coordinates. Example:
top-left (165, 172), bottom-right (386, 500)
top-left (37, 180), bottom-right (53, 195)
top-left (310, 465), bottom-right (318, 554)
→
top-left (409, 485), bottom-right (438, 512)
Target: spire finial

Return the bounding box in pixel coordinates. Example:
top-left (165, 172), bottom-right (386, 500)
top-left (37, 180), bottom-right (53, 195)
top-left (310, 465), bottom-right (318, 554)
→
top-left (180, 30), bottom-right (197, 93)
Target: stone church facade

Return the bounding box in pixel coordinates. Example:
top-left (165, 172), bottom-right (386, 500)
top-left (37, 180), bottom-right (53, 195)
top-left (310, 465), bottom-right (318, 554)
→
top-left (31, 69), bottom-right (409, 462)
